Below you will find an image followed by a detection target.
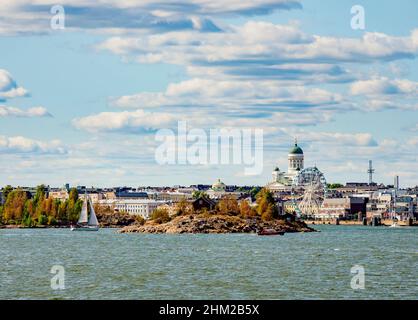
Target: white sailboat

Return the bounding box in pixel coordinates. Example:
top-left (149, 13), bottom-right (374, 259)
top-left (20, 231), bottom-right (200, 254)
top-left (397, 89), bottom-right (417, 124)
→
top-left (70, 195), bottom-right (99, 231)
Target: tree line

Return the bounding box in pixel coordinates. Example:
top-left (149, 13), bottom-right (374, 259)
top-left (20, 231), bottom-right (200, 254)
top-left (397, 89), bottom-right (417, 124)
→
top-left (151, 188), bottom-right (279, 224)
top-left (0, 185), bottom-right (82, 226)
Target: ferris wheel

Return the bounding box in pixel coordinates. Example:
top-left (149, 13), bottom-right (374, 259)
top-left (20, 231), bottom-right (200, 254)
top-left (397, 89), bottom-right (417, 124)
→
top-left (291, 167), bottom-right (327, 218)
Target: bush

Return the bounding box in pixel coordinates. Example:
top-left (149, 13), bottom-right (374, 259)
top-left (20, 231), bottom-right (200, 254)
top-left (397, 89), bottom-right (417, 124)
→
top-left (134, 215), bottom-right (145, 225)
top-left (239, 200), bottom-right (257, 218)
top-left (22, 213), bottom-right (34, 227)
top-left (37, 214), bottom-right (48, 226)
top-left (150, 209), bottom-right (171, 224)
top-left (216, 197), bottom-right (239, 216)
top-left (175, 199), bottom-right (192, 216)
top-left (48, 216), bottom-right (57, 226)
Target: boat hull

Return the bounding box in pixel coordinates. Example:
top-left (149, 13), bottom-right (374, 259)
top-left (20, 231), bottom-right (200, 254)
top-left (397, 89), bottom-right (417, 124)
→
top-left (70, 225), bottom-right (99, 231)
top-left (257, 229), bottom-right (284, 236)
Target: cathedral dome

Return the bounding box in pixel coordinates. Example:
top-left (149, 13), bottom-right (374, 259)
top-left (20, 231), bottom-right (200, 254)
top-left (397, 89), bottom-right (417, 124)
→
top-left (289, 142), bottom-right (303, 155)
top-left (211, 179), bottom-right (226, 192)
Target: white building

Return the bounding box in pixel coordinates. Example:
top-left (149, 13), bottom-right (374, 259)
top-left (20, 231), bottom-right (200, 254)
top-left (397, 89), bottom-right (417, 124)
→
top-left (48, 188), bottom-right (69, 201)
top-left (97, 199), bottom-right (166, 219)
top-left (79, 192), bottom-right (104, 203)
top-left (206, 179), bottom-right (243, 199)
top-left (148, 191), bottom-right (193, 201)
top-left (206, 178), bottom-right (227, 199)
top-left (267, 140), bottom-right (304, 192)
top-left (318, 198), bottom-right (350, 219)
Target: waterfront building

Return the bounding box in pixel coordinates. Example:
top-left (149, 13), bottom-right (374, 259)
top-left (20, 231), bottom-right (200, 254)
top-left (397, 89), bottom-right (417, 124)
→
top-left (394, 196), bottom-right (414, 219)
top-left (97, 199), bottom-right (166, 219)
top-left (317, 198), bottom-right (350, 219)
top-left (317, 197), bottom-right (367, 220)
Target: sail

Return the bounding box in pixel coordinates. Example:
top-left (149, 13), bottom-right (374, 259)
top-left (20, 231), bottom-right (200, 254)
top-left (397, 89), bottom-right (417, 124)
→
top-left (87, 197), bottom-right (99, 226)
top-left (78, 198), bottom-right (88, 224)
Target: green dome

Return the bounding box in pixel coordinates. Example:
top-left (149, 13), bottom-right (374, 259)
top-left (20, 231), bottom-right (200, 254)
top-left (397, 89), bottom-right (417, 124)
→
top-left (212, 178), bottom-right (226, 192)
top-left (289, 143), bottom-right (303, 155)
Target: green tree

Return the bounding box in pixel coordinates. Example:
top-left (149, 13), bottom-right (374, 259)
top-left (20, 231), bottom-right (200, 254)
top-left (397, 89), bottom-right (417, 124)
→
top-left (256, 188), bottom-right (278, 221)
top-left (239, 200), bottom-right (257, 218)
top-left (327, 183), bottom-right (344, 189)
top-left (37, 214), bottom-right (48, 225)
top-left (68, 188), bottom-right (79, 203)
top-left (33, 185), bottom-right (46, 207)
top-left (22, 199), bottom-right (35, 227)
top-left (3, 189), bottom-right (28, 224)
top-left (216, 197), bottom-right (240, 215)
top-left (2, 185), bottom-right (13, 201)
top-left (67, 188), bottom-right (81, 222)
top-left (57, 201), bottom-right (68, 224)
top-left (250, 187), bottom-right (262, 200)
top-left (192, 191), bottom-right (208, 199)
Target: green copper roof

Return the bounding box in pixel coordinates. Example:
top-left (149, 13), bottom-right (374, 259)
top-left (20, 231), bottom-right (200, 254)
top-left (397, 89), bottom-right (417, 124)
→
top-left (289, 143), bottom-right (303, 154)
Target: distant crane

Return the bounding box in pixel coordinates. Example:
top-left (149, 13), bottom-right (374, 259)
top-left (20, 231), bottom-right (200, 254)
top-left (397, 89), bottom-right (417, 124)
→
top-left (367, 160), bottom-right (375, 185)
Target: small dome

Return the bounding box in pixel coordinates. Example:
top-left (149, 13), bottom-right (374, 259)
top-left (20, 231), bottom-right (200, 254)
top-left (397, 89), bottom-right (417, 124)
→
top-left (273, 167), bottom-right (280, 172)
top-left (211, 178), bottom-right (226, 191)
top-left (289, 143), bottom-right (303, 155)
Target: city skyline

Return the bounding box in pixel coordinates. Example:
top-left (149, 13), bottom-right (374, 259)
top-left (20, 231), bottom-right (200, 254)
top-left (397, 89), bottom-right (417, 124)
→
top-left (1, 0), bottom-right (418, 187)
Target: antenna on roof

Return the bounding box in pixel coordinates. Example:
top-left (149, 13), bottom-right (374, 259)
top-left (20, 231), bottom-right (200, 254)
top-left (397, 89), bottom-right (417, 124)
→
top-left (367, 160), bottom-right (375, 185)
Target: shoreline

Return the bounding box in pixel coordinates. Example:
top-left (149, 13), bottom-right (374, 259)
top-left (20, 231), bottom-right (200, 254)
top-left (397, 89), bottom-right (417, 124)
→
top-left (3, 219), bottom-right (415, 230)
top-left (304, 219), bottom-right (417, 227)
top-left (0, 225), bottom-right (121, 229)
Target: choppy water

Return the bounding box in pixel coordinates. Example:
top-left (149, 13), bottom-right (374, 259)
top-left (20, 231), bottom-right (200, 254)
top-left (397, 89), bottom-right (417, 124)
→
top-left (0, 225), bottom-right (416, 300)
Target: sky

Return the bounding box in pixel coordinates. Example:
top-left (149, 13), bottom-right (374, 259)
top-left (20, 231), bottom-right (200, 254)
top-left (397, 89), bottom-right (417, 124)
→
top-left (1, 0), bottom-right (418, 188)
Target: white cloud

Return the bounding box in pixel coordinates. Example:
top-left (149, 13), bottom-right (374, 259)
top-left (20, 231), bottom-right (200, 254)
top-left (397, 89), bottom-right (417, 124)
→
top-left (0, 0), bottom-right (301, 35)
top-left (72, 109), bottom-right (177, 133)
top-left (350, 77), bottom-right (418, 111)
top-left (310, 132), bottom-right (378, 147)
top-left (0, 69), bottom-right (28, 100)
top-left (98, 24), bottom-right (418, 74)
top-left (282, 130), bottom-right (378, 147)
top-left (0, 136), bottom-right (66, 154)
top-left (351, 77), bottom-right (418, 96)
top-left (111, 78), bottom-right (343, 111)
top-left (0, 105), bottom-right (51, 117)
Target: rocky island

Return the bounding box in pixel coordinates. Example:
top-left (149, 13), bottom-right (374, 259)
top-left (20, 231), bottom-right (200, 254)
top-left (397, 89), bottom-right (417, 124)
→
top-left (119, 189), bottom-right (316, 234)
top-left (119, 214), bottom-right (315, 234)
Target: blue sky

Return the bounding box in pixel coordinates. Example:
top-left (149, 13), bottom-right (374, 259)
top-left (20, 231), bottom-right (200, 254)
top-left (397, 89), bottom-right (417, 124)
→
top-left (1, 0), bottom-right (418, 188)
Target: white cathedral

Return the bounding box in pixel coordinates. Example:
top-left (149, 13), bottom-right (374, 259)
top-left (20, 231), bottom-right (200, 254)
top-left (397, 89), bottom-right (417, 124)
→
top-left (266, 140), bottom-right (304, 192)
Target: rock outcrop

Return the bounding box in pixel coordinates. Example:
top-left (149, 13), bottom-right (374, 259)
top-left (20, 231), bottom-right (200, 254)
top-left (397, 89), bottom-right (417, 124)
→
top-left (119, 214), bottom-right (315, 234)
top-left (96, 211), bottom-right (138, 228)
